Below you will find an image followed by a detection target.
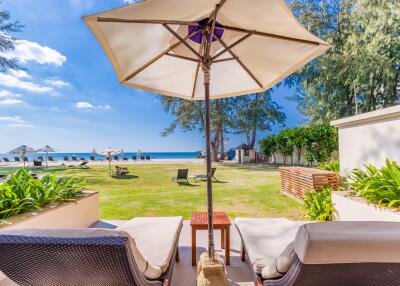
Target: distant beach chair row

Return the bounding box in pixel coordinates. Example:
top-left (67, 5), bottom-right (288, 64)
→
top-left (87, 155), bottom-right (151, 161)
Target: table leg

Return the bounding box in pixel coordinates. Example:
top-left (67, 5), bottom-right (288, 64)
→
top-left (241, 240), bottom-right (246, 261)
top-left (221, 228), bottom-right (225, 249)
top-left (192, 227), bottom-right (196, 266)
top-left (225, 226), bottom-right (230, 265)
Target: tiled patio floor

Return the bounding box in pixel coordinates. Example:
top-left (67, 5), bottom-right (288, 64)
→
top-left (95, 220), bottom-right (255, 286)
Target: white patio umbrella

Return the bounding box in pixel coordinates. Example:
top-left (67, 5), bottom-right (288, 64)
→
top-left (84, 0), bottom-right (330, 260)
top-left (100, 147), bottom-right (119, 174)
top-left (8, 145), bottom-right (36, 168)
top-left (37, 145), bottom-right (57, 168)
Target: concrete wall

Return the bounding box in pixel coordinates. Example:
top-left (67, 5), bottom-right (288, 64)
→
top-left (331, 105), bottom-right (400, 173)
top-left (0, 192), bottom-right (99, 230)
top-left (333, 192), bottom-right (400, 222)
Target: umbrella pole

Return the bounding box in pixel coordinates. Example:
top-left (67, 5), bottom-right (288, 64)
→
top-left (203, 61), bottom-right (215, 260)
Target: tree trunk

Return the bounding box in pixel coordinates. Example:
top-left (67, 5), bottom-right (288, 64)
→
top-left (220, 129), bottom-right (225, 160)
top-left (297, 148), bottom-right (302, 166)
top-left (249, 93), bottom-right (260, 148)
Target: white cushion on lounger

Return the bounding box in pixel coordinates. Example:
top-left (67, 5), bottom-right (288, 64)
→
top-left (294, 221), bottom-right (400, 264)
top-left (235, 218), bottom-right (307, 279)
top-left (117, 216), bottom-right (183, 279)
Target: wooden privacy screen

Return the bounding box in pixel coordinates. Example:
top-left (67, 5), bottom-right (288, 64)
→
top-left (279, 167), bottom-right (340, 199)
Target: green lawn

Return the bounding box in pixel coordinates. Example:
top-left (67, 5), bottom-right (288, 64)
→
top-left (0, 163), bottom-right (305, 220)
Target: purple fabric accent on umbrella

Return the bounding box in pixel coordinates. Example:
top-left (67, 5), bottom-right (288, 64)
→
top-left (188, 18), bottom-right (224, 44)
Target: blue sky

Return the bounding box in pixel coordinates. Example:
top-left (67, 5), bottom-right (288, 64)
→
top-left (0, 0), bottom-right (305, 153)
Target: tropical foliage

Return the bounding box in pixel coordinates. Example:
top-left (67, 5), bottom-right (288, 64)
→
top-left (288, 0), bottom-right (400, 124)
top-left (160, 90), bottom-right (285, 161)
top-left (317, 160), bottom-right (340, 173)
top-left (0, 2), bottom-right (23, 72)
top-left (259, 124), bottom-right (338, 165)
top-left (348, 160), bottom-right (400, 208)
top-left (0, 169), bottom-right (85, 220)
top-left (304, 188), bottom-right (335, 221)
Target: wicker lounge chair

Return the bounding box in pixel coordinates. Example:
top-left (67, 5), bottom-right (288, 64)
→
top-left (63, 156), bottom-right (69, 161)
top-left (33, 160), bottom-right (43, 167)
top-left (114, 155), bottom-right (119, 161)
top-left (132, 156), bottom-right (137, 161)
top-left (172, 169), bottom-right (189, 184)
top-left (141, 156), bottom-right (145, 160)
top-left (14, 157), bottom-right (20, 162)
top-left (2, 158), bottom-right (9, 162)
top-left (146, 155), bottom-right (150, 160)
top-left (48, 156), bottom-right (55, 162)
top-left (72, 155), bottom-right (77, 161)
top-left (0, 216), bottom-right (183, 286)
top-left (236, 219), bottom-right (400, 286)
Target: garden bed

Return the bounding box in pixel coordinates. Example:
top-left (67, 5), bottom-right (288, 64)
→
top-left (0, 192), bottom-right (99, 230)
top-left (332, 191), bottom-right (400, 222)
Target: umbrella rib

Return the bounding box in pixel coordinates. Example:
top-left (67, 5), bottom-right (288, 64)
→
top-left (212, 31), bottom-right (255, 61)
top-left (124, 29), bottom-right (199, 82)
top-left (212, 57), bottom-right (235, 63)
top-left (222, 25), bottom-right (325, 46)
top-left (97, 18), bottom-right (197, 26)
top-left (163, 24), bottom-right (201, 59)
top-left (166, 53), bottom-right (200, 63)
top-left (214, 34), bottom-right (263, 88)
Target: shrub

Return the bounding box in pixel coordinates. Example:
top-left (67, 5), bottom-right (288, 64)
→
top-left (0, 168), bottom-right (85, 220)
top-left (304, 188), bottom-right (335, 221)
top-left (348, 160), bottom-right (400, 208)
top-left (259, 135), bottom-right (278, 161)
top-left (317, 160), bottom-right (340, 173)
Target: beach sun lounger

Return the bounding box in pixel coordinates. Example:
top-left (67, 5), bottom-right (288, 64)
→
top-left (2, 158), bottom-right (9, 162)
top-left (63, 156), bottom-right (69, 161)
top-left (0, 216), bottom-right (183, 286)
top-left (48, 156), bottom-right (55, 162)
top-left (172, 169), bottom-right (189, 184)
top-left (113, 155), bottom-right (119, 161)
top-left (38, 156), bottom-right (44, 161)
top-left (235, 219), bottom-right (400, 286)
top-left (33, 160), bottom-right (43, 168)
top-left (90, 155), bottom-right (96, 161)
top-left (132, 156), bottom-right (137, 161)
top-left (193, 167), bottom-right (217, 181)
top-left (141, 156), bottom-right (145, 160)
top-left (23, 156), bottom-right (28, 162)
top-left (72, 156), bottom-right (77, 161)
top-left (146, 155), bottom-right (151, 160)
top-left (14, 157), bottom-right (20, 162)
top-left (123, 157), bottom-right (128, 161)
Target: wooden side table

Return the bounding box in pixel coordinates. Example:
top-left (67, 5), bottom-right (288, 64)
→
top-left (190, 212), bottom-right (231, 266)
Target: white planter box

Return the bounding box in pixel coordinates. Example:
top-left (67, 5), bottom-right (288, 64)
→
top-left (332, 191), bottom-right (400, 222)
top-left (0, 192), bottom-right (99, 230)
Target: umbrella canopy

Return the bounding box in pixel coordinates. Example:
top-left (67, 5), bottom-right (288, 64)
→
top-left (9, 145), bottom-right (36, 168)
top-left (37, 145), bottom-right (56, 153)
top-left (84, 0), bottom-right (329, 100)
top-left (84, 0), bottom-right (330, 260)
top-left (8, 145), bottom-right (36, 154)
top-left (99, 148), bottom-right (119, 156)
top-left (37, 145), bottom-right (57, 168)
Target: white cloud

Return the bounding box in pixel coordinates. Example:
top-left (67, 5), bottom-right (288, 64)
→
top-left (0, 98), bottom-right (24, 105)
top-left (45, 78), bottom-right (71, 88)
top-left (0, 73), bottom-right (53, 93)
top-left (8, 123), bottom-right (33, 128)
top-left (9, 69), bottom-right (31, 79)
top-left (0, 90), bottom-right (23, 98)
top-left (0, 116), bottom-right (25, 123)
top-left (76, 101), bottom-right (94, 109)
top-left (76, 101), bottom-right (111, 110)
top-left (0, 116), bottom-right (32, 128)
top-left (1, 40), bottom-right (66, 66)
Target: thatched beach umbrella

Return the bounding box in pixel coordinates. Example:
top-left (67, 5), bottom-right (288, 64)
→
top-left (37, 145), bottom-right (56, 168)
top-left (100, 147), bottom-right (118, 174)
top-left (8, 145), bottom-right (36, 168)
top-left (84, 0), bottom-right (329, 260)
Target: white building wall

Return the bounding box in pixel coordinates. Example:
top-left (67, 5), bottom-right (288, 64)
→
top-left (331, 105), bottom-right (400, 173)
